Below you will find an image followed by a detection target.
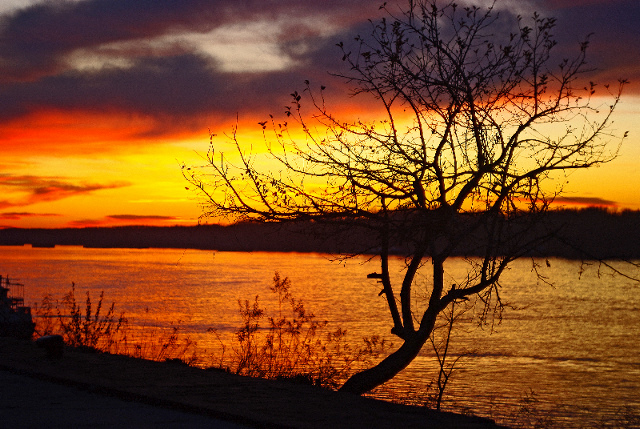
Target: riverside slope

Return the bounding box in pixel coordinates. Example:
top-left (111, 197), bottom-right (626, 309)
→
top-left (0, 338), bottom-right (504, 429)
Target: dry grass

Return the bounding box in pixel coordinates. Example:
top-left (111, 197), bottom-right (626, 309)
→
top-left (32, 284), bottom-right (196, 363)
top-left (205, 272), bottom-right (389, 389)
top-left (31, 273), bottom-right (388, 390)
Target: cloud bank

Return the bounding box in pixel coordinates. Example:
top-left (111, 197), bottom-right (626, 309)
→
top-left (0, 0), bottom-right (635, 137)
top-left (0, 173), bottom-right (129, 209)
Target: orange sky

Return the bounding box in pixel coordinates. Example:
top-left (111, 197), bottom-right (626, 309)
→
top-left (0, 0), bottom-right (638, 229)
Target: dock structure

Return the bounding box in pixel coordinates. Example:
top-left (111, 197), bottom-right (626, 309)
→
top-left (0, 275), bottom-right (35, 339)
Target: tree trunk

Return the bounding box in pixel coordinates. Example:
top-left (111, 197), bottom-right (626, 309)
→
top-left (340, 259), bottom-right (445, 395)
top-left (339, 332), bottom-right (429, 395)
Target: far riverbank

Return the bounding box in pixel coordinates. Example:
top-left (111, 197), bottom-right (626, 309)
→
top-left (2, 208), bottom-right (640, 259)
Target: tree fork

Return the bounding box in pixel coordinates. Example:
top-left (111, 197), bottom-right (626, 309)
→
top-left (339, 331), bottom-right (429, 395)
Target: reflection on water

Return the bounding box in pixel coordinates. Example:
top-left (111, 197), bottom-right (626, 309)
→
top-left (1, 245), bottom-right (639, 427)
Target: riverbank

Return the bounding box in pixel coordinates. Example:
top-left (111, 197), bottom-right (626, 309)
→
top-left (3, 208), bottom-right (640, 259)
top-left (0, 337), bottom-right (504, 428)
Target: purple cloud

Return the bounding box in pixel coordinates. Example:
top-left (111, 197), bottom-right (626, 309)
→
top-left (107, 214), bottom-right (177, 221)
top-left (0, 0), bottom-right (636, 139)
top-left (554, 196), bottom-right (618, 206)
top-left (0, 174), bottom-right (130, 207)
top-left (0, 212), bottom-right (60, 220)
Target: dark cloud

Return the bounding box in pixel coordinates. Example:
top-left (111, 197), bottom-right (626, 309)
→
top-left (542, 0), bottom-right (629, 11)
top-left (0, 36), bottom-right (352, 128)
top-left (66, 213), bottom-right (180, 227)
top-left (0, 200), bottom-right (15, 210)
top-left (0, 0), bottom-right (383, 117)
top-left (555, 196), bottom-right (617, 206)
top-left (0, 0), bottom-right (637, 140)
top-left (107, 214), bottom-right (177, 221)
top-left (66, 218), bottom-right (105, 227)
top-left (0, 212), bottom-right (60, 220)
top-left (0, 0), bottom-right (254, 82)
top-left (0, 174), bottom-right (130, 207)
top-left (541, 0), bottom-right (640, 87)
top-left (0, 54), bottom-right (224, 120)
top-left (0, 0), bottom-right (377, 82)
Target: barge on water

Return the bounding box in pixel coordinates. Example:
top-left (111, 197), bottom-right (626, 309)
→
top-left (0, 275), bottom-right (35, 339)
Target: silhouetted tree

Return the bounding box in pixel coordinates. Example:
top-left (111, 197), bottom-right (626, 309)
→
top-left (185, 0), bottom-right (626, 395)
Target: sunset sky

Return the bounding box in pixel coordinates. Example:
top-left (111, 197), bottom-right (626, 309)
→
top-left (1, 0), bottom-right (638, 229)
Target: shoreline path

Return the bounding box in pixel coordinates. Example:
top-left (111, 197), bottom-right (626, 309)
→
top-left (1, 369), bottom-right (245, 428)
top-left (0, 338), bottom-right (505, 428)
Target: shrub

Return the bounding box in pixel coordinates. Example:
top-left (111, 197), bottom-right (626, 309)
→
top-left (56, 283), bottom-right (127, 351)
top-left (209, 272), bottom-right (389, 389)
top-left (33, 285), bottom-right (199, 363)
top-left (123, 319), bottom-right (198, 365)
top-left (32, 274), bottom-right (387, 389)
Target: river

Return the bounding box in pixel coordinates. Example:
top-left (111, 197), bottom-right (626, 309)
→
top-left (1, 245), bottom-right (638, 428)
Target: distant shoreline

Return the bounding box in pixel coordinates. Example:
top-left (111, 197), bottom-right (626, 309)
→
top-left (1, 209), bottom-right (639, 259)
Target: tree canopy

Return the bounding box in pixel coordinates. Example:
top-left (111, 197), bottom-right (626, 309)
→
top-left (184, 0), bottom-right (626, 395)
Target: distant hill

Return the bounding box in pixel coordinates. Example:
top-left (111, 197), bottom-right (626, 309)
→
top-left (1, 209), bottom-right (638, 259)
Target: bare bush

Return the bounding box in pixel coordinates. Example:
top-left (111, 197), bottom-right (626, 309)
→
top-left (208, 272), bottom-right (389, 389)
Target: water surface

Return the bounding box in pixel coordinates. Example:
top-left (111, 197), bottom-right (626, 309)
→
top-left (1, 245), bottom-right (638, 427)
